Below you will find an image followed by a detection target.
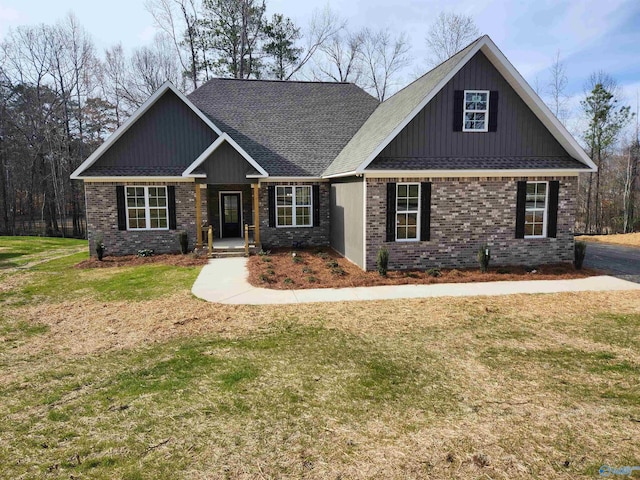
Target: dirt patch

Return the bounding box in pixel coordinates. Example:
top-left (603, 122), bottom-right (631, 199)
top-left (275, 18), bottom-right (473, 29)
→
top-left (247, 248), bottom-right (598, 290)
top-left (75, 253), bottom-right (208, 269)
top-left (577, 232), bottom-right (640, 248)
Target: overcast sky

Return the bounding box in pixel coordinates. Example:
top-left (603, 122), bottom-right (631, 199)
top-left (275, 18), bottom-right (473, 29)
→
top-left (1, 0), bottom-right (639, 129)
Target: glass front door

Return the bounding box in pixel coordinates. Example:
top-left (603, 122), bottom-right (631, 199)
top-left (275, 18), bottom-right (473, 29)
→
top-left (221, 193), bottom-right (241, 237)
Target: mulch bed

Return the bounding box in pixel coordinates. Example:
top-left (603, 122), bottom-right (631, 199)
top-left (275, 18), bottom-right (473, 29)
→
top-left (247, 248), bottom-right (599, 290)
top-left (75, 254), bottom-right (209, 269)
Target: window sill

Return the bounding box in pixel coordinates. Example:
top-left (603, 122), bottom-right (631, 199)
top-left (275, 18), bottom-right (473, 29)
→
top-left (126, 228), bottom-right (171, 232)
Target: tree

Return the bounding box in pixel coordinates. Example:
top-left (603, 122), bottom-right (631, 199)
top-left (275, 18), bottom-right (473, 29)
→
top-left (425, 12), bottom-right (479, 66)
top-left (263, 14), bottom-right (301, 80)
top-left (547, 50), bottom-right (569, 123)
top-left (360, 28), bottom-right (410, 101)
top-left (313, 30), bottom-right (364, 83)
top-left (581, 75), bottom-right (633, 233)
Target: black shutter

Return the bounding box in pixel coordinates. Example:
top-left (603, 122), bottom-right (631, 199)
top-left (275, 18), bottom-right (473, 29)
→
top-left (453, 90), bottom-right (464, 131)
top-left (386, 182), bottom-right (396, 242)
top-left (488, 91), bottom-right (499, 132)
top-left (116, 186), bottom-right (126, 230)
top-left (312, 185), bottom-right (320, 226)
top-left (547, 181), bottom-right (560, 238)
top-left (420, 182), bottom-right (431, 241)
top-left (515, 181), bottom-right (527, 239)
top-left (268, 186), bottom-right (276, 227)
top-left (167, 186), bottom-right (177, 230)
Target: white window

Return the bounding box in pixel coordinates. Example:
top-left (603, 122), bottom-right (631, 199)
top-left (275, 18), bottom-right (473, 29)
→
top-left (126, 186), bottom-right (169, 230)
top-left (463, 90), bottom-right (489, 132)
top-left (276, 186), bottom-right (312, 227)
top-left (396, 183), bottom-right (420, 241)
top-left (524, 182), bottom-right (548, 238)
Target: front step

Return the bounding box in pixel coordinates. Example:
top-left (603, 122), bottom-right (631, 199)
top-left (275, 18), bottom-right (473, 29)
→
top-left (209, 246), bottom-right (258, 258)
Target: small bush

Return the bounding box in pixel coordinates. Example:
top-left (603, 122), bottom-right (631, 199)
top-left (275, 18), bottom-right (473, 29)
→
top-left (331, 267), bottom-right (346, 276)
top-left (302, 266), bottom-right (313, 274)
top-left (94, 234), bottom-right (105, 261)
top-left (316, 251), bottom-right (329, 260)
top-left (326, 260), bottom-right (339, 269)
top-left (574, 241), bottom-right (587, 270)
top-left (292, 253), bottom-right (303, 264)
top-left (376, 247), bottom-right (389, 277)
top-left (283, 277), bottom-right (294, 285)
top-left (427, 267), bottom-right (441, 278)
top-left (449, 269), bottom-right (462, 277)
top-left (137, 249), bottom-right (154, 258)
top-left (258, 249), bottom-right (271, 256)
top-left (266, 268), bottom-right (275, 276)
top-left (477, 244), bottom-right (490, 273)
top-left (405, 271), bottom-right (419, 279)
top-left (259, 273), bottom-right (270, 283)
top-left (261, 256), bottom-right (272, 263)
top-left (307, 276), bottom-right (318, 283)
top-left (178, 231), bottom-right (189, 254)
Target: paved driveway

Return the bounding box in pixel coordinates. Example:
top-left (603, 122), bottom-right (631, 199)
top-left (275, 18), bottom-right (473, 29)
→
top-left (583, 242), bottom-right (640, 283)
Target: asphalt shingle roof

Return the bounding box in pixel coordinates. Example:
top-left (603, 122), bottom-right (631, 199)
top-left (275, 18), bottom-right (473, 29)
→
top-left (188, 79), bottom-right (379, 177)
top-left (369, 156), bottom-right (590, 170)
top-left (83, 165), bottom-right (187, 176)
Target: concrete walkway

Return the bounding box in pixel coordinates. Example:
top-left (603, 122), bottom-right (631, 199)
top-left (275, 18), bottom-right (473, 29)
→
top-left (191, 258), bottom-right (640, 305)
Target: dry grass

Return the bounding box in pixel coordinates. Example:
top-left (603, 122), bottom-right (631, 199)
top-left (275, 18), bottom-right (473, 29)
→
top-left (577, 232), bottom-right (640, 247)
top-left (248, 248), bottom-right (596, 289)
top-left (75, 253), bottom-right (209, 269)
top-left (1, 238), bottom-right (640, 479)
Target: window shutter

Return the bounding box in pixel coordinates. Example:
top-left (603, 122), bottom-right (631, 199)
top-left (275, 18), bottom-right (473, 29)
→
top-left (453, 90), bottom-right (464, 131)
top-left (116, 186), bottom-right (126, 231)
top-left (312, 185), bottom-right (320, 226)
top-left (420, 182), bottom-right (431, 241)
top-left (515, 181), bottom-right (527, 239)
top-left (268, 186), bottom-right (276, 227)
top-left (386, 182), bottom-right (396, 242)
top-left (547, 181), bottom-right (560, 238)
top-left (488, 91), bottom-right (499, 132)
top-left (167, 186), bottom-right (177, 229)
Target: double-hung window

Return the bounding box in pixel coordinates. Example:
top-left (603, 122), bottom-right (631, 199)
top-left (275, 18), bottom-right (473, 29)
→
top-left (276, 186), bottom-right (312, 227)
top-left (524, 181), bottom-right (548, 238)
top-left (396, 183), bottom-right (420, 241)
top-left (126, 186), bottom-right (169, 230)
top-left (463, 90), bottom-right (489, 132)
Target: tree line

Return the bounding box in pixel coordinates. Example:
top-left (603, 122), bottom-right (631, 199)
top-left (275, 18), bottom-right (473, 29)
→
top-left (0, 2), bottom-right (637, 237)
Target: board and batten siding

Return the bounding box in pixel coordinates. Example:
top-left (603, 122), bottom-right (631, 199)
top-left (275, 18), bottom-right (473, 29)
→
top-left (199, 141), bottom-right (259, 184)
top-left (85, 89), bottom-right (217, 172)
top-left (330, 178), bottom-right (365, 269)
top-left (373, 51), bottom-right (569, 161)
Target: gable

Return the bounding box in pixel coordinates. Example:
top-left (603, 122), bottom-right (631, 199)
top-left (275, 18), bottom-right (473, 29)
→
top-left (370, 51), bottom-right (572, 166)
top-left (194, 141), bottom-right (261, 184)
top-left (82, 89), bottom-right (218, 176)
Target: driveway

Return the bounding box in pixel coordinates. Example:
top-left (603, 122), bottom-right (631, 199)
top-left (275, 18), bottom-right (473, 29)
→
top-left (583, 242), bottom-right (640, 283)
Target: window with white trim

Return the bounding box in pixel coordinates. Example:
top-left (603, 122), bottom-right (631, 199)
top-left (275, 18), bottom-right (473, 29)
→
top-left (524, 181), bottom-right (548, 238)
top-left (463, 90), bottom-right (489, 132)
top-left (126, 186), bottom-right (169, 230)
top-left (276, 186), bottom-right (312, 227)
top-left (396, 183), bottom-right (420, 241)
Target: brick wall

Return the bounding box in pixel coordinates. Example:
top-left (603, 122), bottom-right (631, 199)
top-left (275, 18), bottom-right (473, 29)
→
top-left (365, 176), bottom-right (576, 271)
top-left (258, 182), bottom-right (331, 249)
top-left (84, 181), bottom-right (198, 256)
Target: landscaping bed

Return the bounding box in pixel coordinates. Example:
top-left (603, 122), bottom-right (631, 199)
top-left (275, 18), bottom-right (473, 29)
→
top-left (247, 248), bottom-right (597, 289)
top-left (75, 253), bottom-right (208, 269)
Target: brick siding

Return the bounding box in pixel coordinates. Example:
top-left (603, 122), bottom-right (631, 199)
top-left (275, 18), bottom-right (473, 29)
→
top-left (365, 176), bottom-right (576, 271)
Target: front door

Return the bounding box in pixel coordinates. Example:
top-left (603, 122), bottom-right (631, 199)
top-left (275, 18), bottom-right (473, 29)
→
top-left (221, 193), bottom-right (241, 238)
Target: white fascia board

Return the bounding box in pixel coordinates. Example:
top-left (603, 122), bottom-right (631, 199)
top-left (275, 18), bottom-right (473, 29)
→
top-left (70, 82), bottom-right (223, 180)
top-left (258, 176), bottom-right (327, 182)
top-left (182, 133), bottom-right (268, 178)
top-left (353, 39), bottom-right (486, 175)
top-left (363, 169), bottom-right (584, 178)
top-left (81, 176), bottom-right (195, 183)
top-left (322, 171), bottom-right (359, 179)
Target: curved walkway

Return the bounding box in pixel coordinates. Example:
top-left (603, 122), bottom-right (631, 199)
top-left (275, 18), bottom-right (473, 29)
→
top-left (191, 258), bottom-right (640, 305)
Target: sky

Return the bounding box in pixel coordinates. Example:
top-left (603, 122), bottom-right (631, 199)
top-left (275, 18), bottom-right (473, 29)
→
top-left (0, 0), bottom-right (639, 133)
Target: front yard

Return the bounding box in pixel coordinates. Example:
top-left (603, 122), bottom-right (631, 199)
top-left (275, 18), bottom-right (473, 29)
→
top-left (0, 237), bottom-right (639, 479)
top-left (577, 232), bottom-right (640, 248)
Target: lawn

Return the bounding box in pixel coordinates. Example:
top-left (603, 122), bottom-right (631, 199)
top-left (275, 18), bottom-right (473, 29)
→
top-left (1, 236), bottom-right (639, 479)
top-left (577, 232), bottom-right (640, 248)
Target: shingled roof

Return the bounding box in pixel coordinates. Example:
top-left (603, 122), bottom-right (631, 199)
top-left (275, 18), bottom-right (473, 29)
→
top-left (188, 79), bottom-right (379, 177)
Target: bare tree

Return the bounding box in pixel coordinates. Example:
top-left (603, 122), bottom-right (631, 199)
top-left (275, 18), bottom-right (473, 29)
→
top-left (313, 30), bottom-right (364, 83)
top-left (102, 44), bottom-right (130, 126)
top-left (547, 50), bottom-right (569, 123)
top-left (426, 12), bottom-right (479, 66)
top-left (360, 28), bottom-right (410, 101)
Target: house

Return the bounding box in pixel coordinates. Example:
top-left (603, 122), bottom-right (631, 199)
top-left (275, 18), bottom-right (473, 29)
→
top-left (71, 35), bottom-right (595, 271)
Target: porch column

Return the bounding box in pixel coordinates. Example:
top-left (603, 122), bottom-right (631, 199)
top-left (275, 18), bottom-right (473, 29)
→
top-left (195, 183), bottom-right (202, 248)
top-left (252, 183), bottom-right (260, 244)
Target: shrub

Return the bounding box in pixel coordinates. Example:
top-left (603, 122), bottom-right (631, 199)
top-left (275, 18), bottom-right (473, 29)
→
top-left (405, 271), bottom-right (419, 279)
top-left (302, 266), bottom-right (313, 274)
top-left (376, 247), bottom-right (389, 277)
top-left (261, 256), bottom-right (272, 263)
top-left (307, 276), bottom-right (318, 283)
top-left (325, 259), bottom-right (339, 269)
top-left (178, 231), bottom-right (189, 254)
top-left (94, 234), bottom-right (105, 261)
top-left (137, 249), bottom-right (154, 258)
top-left (315, 251), bottom-right (329, 260)
top-left (331, 266), bottom-right (346, 276)
top-left (259, 273), bottom-right (270, 283)
top-left (477, 244), bottom-right (490, 273)
top-left (258, 249), bottom-right (271, 256)
top-left (427, 267), bottom-right (441, 278)
top-left (266, 268), bottom-right (275, 276)
top-left (292, 253), bottom-right (303, 264)
top-left (283, 277), bottom-right (294, 285)
top-left (574, 241), bottom-right (587, 270)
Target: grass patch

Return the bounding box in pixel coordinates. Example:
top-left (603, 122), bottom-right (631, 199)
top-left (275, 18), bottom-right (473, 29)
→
top-left (576, 232), bottom-right (640, 247)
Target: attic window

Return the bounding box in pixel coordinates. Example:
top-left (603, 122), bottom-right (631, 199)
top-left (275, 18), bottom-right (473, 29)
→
top-left (463, 90), bottom-right (489, 132)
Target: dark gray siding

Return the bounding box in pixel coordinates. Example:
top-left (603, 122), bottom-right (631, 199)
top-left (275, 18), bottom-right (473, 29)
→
top-left (372, 51), bottom-right (570, 164)
top-left (85, 90), bottom-right (217, 174)
top-left (330, 178), bottom-right (364, 268)
top-left (201, 142), bottom-right (259, 184)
